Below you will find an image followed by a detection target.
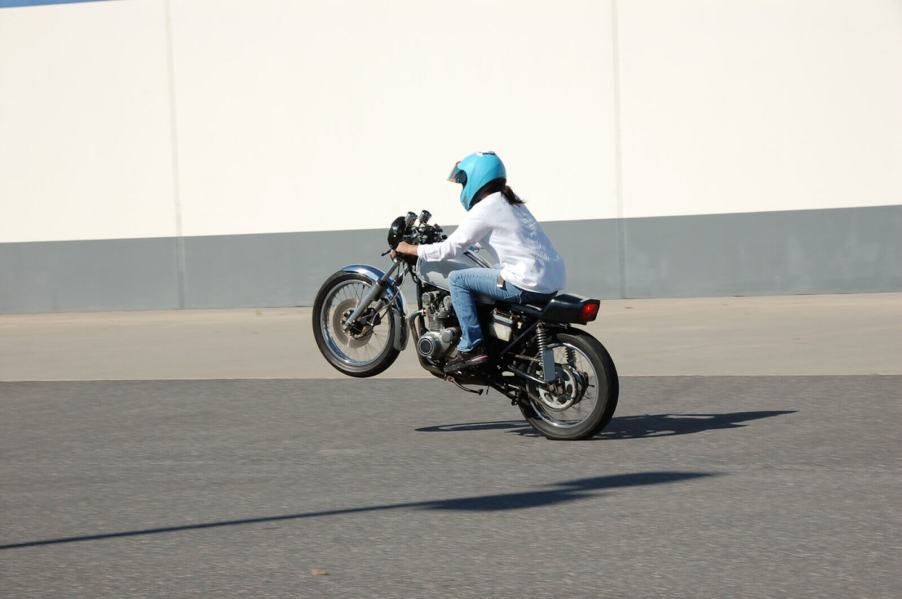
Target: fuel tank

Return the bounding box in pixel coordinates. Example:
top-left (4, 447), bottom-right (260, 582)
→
top-left (416, 244), bottom-right (499, 291)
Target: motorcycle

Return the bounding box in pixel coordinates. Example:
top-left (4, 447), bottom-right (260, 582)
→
top-left (312, 210), bottom-right (619, 440)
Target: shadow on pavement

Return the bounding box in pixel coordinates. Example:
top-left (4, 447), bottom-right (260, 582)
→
top-left (0, 471), bottom-right (716, 551)
top-left (416, 410), bottom-right (796, 438)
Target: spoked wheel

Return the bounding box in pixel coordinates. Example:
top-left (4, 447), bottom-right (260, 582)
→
top-left (312, 272), bottom-right (401, 377)
top-left (520, 331), bottom-right (619, 440)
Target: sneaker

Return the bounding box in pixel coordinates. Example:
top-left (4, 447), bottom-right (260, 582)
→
top-left (445, 348), bottom-right (489, 371)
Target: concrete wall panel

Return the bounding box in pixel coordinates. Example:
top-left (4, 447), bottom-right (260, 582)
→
top-left (181, 228), bottom-right (390, 309)
top-left (618, 0), bottom-right (902, 218)
top-left (623, 205), bottom-right (902, 297)
top-left (0, 0), bottom-right (177, 242)
top-left (1, 0), bottom-right (900, 312)
top-left (0, 237), bottom-right (180, 312)
top-left (3, 206), bottom-right (898, 313)
top-left (169, 0), bottom-right (617, 236)
top-left (182, 218), bottom-right (623, 309)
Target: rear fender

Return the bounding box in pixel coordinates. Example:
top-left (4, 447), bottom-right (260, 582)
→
top-left (340, 264), bottom-right (409, 351)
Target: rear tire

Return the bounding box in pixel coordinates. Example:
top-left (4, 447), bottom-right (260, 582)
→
top-left (312, 272), bottom-right (401, 378)
top-left (519, 330), bottom-right (619, 440)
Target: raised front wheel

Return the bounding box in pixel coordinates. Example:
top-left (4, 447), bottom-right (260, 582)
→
top-left (312, 272), bottom-right (401, 377)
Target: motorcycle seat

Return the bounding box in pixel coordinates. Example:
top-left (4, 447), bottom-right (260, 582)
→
top-left (506, 293), bottom-right (599, 323)
top-left (478, 295), bottom-right (553, 312)
top-left (504, 302), bottom-right (545, 318)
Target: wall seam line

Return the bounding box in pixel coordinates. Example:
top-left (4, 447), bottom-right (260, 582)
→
top-left (164, 0), bottom-right (186, 308)
top-left (611, 0), bottom-right (627, 299)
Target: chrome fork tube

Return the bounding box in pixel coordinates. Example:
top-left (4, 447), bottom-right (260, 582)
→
top-left (343, 260), bottom-right (401, 330)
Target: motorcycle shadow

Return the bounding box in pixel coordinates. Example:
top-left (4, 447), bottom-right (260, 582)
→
top-left (415, 410), bottom-right (796, 439)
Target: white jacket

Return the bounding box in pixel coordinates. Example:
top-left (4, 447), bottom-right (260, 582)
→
top-left (417, 192), bottom-right (567, 294)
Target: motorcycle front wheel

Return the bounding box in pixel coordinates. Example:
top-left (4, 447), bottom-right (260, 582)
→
top-left (519, 330), bottom-right (619, 440)
top-left (312, 272), bottom-right (401, 377)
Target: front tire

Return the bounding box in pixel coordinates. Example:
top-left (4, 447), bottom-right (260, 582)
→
top-left (312, 272), bottom-right (401, 377)
top-left (519, 330), bottom-right (619, 440)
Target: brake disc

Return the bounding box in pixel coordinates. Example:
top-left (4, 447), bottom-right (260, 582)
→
top-left (331, 299), bottom-right (374, 349)
top-left (536, 364), bottom-right (586, 411)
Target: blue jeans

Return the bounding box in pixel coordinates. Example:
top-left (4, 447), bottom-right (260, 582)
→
top-left (447, 268), bottom-right (556, 352)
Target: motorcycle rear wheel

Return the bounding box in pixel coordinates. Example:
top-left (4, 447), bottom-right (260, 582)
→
top-left (312, 272), bottom-right (401, 377)
top-left (519, 330), bottom-right (619, 440)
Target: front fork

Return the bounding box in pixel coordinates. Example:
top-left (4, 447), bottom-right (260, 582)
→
top-left (343, 259), bottom-right (402, 330)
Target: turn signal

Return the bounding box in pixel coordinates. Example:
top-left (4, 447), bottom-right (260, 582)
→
top-left (577, 300), bottom-right (600, 322)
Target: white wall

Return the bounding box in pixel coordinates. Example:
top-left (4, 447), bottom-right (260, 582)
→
top-left (0, 0), bottom-right (176, 243)
top-left (169, 0), bottom-right (616, 237)
top-left (1, 0), bottom-right (900, 243)
top-left (618, 0), bottom-right (902, 218)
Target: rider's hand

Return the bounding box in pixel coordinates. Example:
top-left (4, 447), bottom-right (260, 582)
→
top-left (394, 241), bottom-right (419, 258)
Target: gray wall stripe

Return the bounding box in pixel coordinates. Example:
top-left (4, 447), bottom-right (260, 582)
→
top-left (619, 205), bottom-right (902, 298)
top-left (0, 237), bottom-right (181, 312)
top-left (1, 205), bottom-right (900, 314)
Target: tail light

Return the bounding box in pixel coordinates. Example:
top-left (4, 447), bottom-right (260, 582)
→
top-left (577, 300), bottom-right (600, 322)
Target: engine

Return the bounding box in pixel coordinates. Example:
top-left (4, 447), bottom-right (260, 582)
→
top-left (416, 328), bottom-right (459, 360)
top-left (417, 291), bottom-right (459, 360)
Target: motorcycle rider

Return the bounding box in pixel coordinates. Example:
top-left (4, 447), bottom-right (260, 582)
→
top-left (393, 151), bottom-right (566, 370)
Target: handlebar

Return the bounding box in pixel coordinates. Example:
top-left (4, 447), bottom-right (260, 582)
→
top-left (386, 209), bottom-right (447, 252)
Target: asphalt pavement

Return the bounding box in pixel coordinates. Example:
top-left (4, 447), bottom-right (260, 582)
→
top-left (2, 376), bottom-right (900, 598)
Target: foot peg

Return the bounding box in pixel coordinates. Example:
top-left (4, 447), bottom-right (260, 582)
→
top-left (442, 352), bottom-right (488, 374)
top-left (445, 376), bottom-right (485, 396)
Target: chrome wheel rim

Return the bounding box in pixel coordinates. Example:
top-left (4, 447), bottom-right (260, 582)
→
top-left (528, 342), bottom-right (600, 429)
top-left (320, 279), bottom-right (393, 367)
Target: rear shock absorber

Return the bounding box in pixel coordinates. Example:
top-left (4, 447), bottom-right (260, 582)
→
top-left (565, 346), bottom-right (576, 367)
top-left (536, 323), bottom-right (556, 383)
top-left (536, 322), bottom-right (548, 353)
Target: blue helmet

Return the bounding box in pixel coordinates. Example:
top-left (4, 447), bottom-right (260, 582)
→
top-left (447, 151), bottom-right (507, 210)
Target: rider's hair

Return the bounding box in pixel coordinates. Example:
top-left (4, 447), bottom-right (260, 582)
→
top-left (470, 178), bottom-right (525, 208)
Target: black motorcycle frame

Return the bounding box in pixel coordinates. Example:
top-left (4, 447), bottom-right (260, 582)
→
top-left (347, 212), bottom-right (602, 404)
